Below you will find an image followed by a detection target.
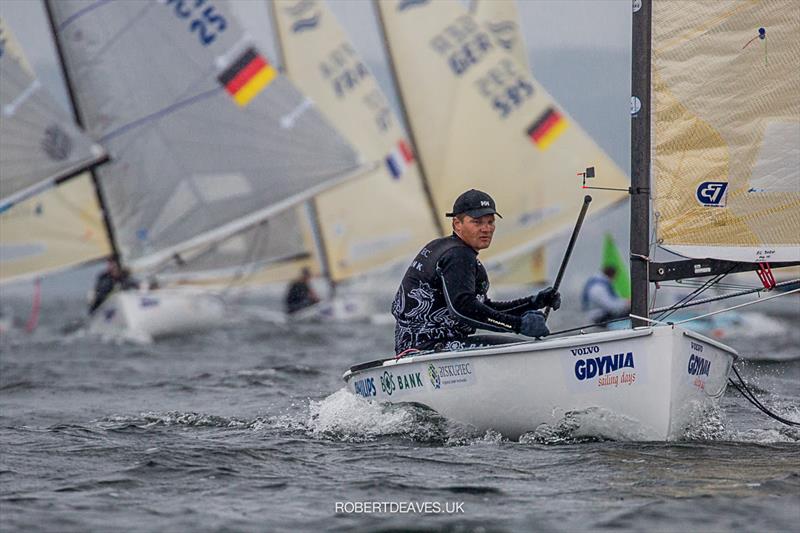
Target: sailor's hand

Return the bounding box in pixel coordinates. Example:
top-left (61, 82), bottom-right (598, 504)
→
top-left (520, 310), bottom-right (549, 338)
top-left (531, 286), bottom-right (561, 311)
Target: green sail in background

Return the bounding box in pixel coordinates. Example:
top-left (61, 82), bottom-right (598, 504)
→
top-left (602, 233), bottom-right (631, 299)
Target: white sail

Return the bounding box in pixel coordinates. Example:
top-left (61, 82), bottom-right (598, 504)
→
top-left (0, 16), bottom-right (106, 211)
top-left (651, 0), bottom-right (800, 262)
top-left (46, 0), bottom-right (367, 273)
top-left (471, 0), bottom-right (545, 284)
top-left (376, 0), bottom-right (629, 266)
top-left (272, 0), bottom-right (439, 282)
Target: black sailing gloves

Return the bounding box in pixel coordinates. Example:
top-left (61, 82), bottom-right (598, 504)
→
top-left (520, 310), bottom-right (549, 338)
top-left (530, 286), bottom-right (562, 311)
top-left (520, 287), bottom-right (561, 338)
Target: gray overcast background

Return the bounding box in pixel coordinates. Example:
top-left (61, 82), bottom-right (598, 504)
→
top-left (0, 0), bottom-right (632, 295)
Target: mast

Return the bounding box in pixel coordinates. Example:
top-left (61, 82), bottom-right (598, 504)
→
top-left (630, 0), bottom-right (651, 327)
top-left (372, 0), bottom-right (445, 237)
top-left (43, 0), bottom-right (121, 264)
top-left (268, 0), bottom-right (337, 295)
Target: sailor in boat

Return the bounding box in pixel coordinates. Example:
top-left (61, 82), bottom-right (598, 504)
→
top-left (581, 265), bottom-right (630, 325)
top-left (284, 267), bottom-right (321, 315)
top-left (392, 189), bottom-right (561, 354)
top-left (88, 258), bottom-right (140, 314)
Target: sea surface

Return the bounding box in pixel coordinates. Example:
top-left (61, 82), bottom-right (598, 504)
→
top-left (1, 295), bottom-right (798, 532)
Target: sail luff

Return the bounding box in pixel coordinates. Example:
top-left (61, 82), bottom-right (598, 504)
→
top-left (373, 0), bottom-right (445, 237)
top-left (41, 0), bottom-right (120, 262)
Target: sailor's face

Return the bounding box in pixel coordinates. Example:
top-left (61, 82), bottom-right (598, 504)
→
top-left (454, 214), bottom-right (495, 251)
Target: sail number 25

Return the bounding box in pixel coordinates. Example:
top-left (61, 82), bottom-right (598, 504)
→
top-left (162, 0), bottom-right (227, 46)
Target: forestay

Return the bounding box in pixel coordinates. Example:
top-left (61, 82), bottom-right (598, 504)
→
top-left (376, 0), bottom-right (629, 265)
top-left (651, 0), bottom-right (800, 262)
top-left (0, 16), bottom-right (106, 210)
top-left (46, 0), bottom-right (365, 273)
top-left (272, 0), bottom-right (439, 281)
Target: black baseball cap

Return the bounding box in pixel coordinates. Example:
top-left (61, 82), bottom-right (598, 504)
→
top-left (445, 189), bottom-right (503, 218)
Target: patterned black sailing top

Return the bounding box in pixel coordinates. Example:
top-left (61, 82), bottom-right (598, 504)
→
top-left (392, 234), bottom-right (539, 353)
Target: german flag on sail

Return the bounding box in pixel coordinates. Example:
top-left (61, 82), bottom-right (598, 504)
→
top-left (218, 48), bottom-right (277, 107)
top-left (526, 107), bottom-right (568, 150)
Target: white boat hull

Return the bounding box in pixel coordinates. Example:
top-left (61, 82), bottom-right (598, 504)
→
top-left (89, 289), bottom-right (226, 342)
top-left (343, 326), bottom-right (736, 441)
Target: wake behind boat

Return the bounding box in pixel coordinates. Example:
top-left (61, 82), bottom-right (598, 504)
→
top-left (344, 325), bottom-right (736, 441)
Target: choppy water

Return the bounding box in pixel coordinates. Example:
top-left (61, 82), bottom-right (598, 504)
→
top-left (1, 297), bottom-right (798, 532)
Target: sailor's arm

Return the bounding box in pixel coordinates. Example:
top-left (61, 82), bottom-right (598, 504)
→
top-left (438, 250), bottom-right (522, 333)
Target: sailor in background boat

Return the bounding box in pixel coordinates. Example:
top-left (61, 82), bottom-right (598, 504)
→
top-left (392, 190), bottom-right (561, 354)
top-left (88, 258), bottom-right (139, 314)
top-left (285, 267), bottom-right (321, 315)
top-left (581, 266), bottom-right (630, 325)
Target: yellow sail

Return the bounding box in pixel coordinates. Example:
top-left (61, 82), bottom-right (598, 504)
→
top-left (376, 0), bottom-right (629, 267)
top-left (652, 0), bottom-right (800, 262)
top-left (272, 0), bottom-right (440, 282)
top-left (472, 0), bottom-right (545, 284)
top-left (0, 175), bottom-right (110, 283)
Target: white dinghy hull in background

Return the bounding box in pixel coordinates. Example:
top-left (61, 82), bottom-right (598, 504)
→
top-left (344, 326), bottom-right (736, 441)
top-left (88, 289), bottom-right (226, 343)
top-left (290, 295), bottom-right (371, 323)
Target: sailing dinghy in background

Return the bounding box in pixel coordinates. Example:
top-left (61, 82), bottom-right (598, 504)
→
top-left (39, 0), bottom-right (370, 342)
top-left (343, 0), bottom-right (799, 441)
top-left (269, 0), bottom-right (441, 322)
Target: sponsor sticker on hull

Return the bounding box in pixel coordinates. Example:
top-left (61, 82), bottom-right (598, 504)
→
top-left (563, 344), bottom-right (645, 392)
top-left (377, 369), bottom-right (425, 397)
top-left (687, 341), bottom-right (711, 391)
top-left (427, 360), bottom-right (475, 390)
top-left (352, 376), bottom-right (376, 398)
